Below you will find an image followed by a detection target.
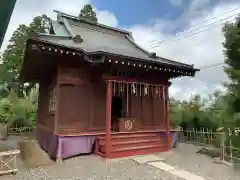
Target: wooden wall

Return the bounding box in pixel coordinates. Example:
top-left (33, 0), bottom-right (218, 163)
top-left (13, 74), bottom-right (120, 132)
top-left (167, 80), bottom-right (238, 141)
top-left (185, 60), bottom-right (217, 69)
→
top-left (57, 59), bottom-right (106, 134)
top-left (130, 95), bottom-right (166, 130)
top-left (37, 80), bottom-right (55, 132)
top-left (51, 57), bottom-right (169, 134)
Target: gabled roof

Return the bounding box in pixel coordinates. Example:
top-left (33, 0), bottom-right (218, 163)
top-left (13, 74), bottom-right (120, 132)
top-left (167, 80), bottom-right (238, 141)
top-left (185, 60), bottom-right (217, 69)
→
top-left (32, 10), bottom-right (197, 71)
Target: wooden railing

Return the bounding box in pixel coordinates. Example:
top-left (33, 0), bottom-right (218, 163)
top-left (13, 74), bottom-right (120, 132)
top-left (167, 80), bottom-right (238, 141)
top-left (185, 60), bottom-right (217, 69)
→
top-left (0, 150), bottom-right (20, 175)
top-left (7, 127), bottom-right (36, 136)
top-left (177, 128), bottom-right (220, 145)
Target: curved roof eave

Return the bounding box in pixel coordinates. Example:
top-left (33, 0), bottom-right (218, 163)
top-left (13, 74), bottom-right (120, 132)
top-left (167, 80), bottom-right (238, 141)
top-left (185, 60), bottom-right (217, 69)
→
top-left (28, 36), bottom-right (199, 72)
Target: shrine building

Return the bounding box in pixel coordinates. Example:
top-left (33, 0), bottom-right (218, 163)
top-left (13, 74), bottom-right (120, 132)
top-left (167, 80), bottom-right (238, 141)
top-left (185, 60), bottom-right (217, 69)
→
top-left (20, 11), bottom-right (199, 160)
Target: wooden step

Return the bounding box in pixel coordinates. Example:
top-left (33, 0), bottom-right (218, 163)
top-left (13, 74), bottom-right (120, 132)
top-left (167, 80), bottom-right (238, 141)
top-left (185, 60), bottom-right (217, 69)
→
top-left (100, 142), bottom-right (163, 153)
top-left (97, 133), bottom-right (159, 140)
top-left (115, 144), bottom-right (161, 152)
top-left (99, 137), bottom-right (161, 146)
top-left (99, 136), bottom-right (163, 145)
top-left (108, 146), bottom-right (168, 159)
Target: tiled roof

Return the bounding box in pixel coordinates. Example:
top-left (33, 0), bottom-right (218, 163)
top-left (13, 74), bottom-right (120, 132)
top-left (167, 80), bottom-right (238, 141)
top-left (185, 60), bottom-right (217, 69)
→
top-left (34, 11), bottom-right (196, 70)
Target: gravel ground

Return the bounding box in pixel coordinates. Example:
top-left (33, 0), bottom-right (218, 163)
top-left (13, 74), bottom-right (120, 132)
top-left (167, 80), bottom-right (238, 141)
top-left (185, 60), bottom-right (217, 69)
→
top-left (0, 155), bottom-right (183, 180)
top-left (156, 143), bottom-right (240, 180)
top-left (1, 139), bottom-right (240, 180)
top-left (0, 136), bottom-right (25, 152)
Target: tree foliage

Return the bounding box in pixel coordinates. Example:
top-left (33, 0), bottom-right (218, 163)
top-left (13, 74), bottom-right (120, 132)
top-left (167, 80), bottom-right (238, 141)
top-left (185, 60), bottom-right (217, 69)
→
top-left (222, 15), bottom-right (240, 148)
top-left (0, 14), bottom-right (51, 97)
top-left (0, 88), bottom-right (38, 127)
top-left (79, 4), bottom-right (98, 22)
top-left (223, 16), bottom-right (240, 114)
top-left (0, 5), bottom-right (96, 127)
top-left (170, 91), bottom-right (230, 130)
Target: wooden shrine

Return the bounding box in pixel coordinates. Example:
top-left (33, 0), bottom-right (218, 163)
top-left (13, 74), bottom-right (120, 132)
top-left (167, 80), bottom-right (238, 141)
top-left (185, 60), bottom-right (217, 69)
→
top-left (20, 10), bottom-right (199, 160)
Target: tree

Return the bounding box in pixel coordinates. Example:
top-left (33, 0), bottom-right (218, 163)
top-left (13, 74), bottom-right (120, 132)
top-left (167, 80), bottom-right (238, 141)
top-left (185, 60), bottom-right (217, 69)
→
top-left (223, 16), bottom-right (240, 120)
top-left (79, 4), bottom-right (98, 22)
top-left (223, 15), bottom-right (240, 148)
top-left (170, 98), bottom-right (183, 127)
top-left (170, 93), bottom-right (226, 130)
top-left (223, 16), bottom-right (240, 113)
top-left (0, 14), bottom-right (51, 97)
top-left (0, 88), bottom-right (38, 127)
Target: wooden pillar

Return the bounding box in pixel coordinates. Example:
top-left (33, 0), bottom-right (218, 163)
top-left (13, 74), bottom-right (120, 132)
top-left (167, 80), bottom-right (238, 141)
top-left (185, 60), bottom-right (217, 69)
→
top-left (126, 83), bottom-right (129, 117)
top-left (55, 65), bottom-right (62, 162)
top-left (54, 65), bottom-right (61, 133)
top-left (105, 80), bottom-right (112, 157)
top-left (165, 86), bottom-right (171, 150)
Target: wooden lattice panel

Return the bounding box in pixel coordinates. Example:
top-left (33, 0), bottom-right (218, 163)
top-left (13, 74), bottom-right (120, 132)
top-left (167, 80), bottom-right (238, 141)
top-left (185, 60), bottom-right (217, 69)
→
top-left (0, 150), bottom-right (20, 175)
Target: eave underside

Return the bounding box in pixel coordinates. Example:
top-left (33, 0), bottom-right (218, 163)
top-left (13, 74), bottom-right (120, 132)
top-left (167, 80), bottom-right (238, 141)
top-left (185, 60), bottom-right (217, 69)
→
top-left (20, 39), bottom-right (198, 83)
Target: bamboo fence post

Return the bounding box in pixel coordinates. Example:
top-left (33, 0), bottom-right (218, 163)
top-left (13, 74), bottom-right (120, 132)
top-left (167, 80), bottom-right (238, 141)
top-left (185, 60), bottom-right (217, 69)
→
top-left (190, 128), bottom-right (192, 141)
top-left (230, 139), bottom-right (233, 165)
top-left (195, 128), bottom-right (197, 142)
top-left (203, 128), bottom-right (205, 143)
top-left (203, 128), bottom-right (205, 144)
top-left (207, 128), bottom-right (209, 144)
top-left (210, 129), bottom-right (212, 145)
top-left (193, 128), bottom-right (195, 141)
top-left (181, 128), bottom-right (184, 141)
top-left (222, 134), bottom-right (225, 161)
top-left (200, 128), bottom-right (202, 142)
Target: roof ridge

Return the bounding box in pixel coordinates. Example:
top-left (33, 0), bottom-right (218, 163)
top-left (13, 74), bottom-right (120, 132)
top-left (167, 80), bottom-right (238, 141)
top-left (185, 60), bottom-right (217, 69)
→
top-left (36, 33), bottom-right (72, 39)
top-left (53, 10), bottom-right (131, 35)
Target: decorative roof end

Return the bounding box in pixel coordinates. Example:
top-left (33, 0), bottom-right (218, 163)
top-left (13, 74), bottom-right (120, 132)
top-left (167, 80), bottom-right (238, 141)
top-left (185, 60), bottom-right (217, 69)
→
top-left (149, 52), bottom-right (157, 59)
top-left (72, 35), bottom-right (83, 43)
top-left (57, 12), bottom-right (63, 23)
top-left (28, 31), bottom-right (38, 38)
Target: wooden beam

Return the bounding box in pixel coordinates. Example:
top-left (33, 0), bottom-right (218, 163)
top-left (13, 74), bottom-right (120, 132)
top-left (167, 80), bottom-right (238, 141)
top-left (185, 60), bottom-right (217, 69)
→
top-left (54, 129), bottom-right (167, 137)
top-left (165, 87), bottom-right (171, 149)
top-left (102, 74), bottom-right (171, 87)
top-left (105, 80), bottom-right (112, 157)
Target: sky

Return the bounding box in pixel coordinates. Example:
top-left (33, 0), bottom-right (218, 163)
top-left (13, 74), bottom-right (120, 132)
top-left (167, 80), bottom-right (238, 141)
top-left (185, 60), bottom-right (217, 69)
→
top-left (1, 0), bottom-right (240, 100)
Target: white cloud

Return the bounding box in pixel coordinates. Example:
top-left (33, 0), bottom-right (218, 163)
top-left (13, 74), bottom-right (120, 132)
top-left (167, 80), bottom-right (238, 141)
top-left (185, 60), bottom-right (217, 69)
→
top-left (128, 1), bottom-right (239, 100)
top-left (0, 0), bottom-right (117, 52)
top-left (97, 11), bottom-right (118, 27)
